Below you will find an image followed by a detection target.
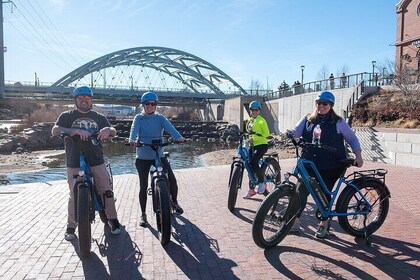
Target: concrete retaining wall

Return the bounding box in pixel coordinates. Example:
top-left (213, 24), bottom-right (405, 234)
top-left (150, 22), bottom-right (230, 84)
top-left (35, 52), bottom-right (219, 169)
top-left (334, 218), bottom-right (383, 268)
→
top-left (375, 128), bottom-right (420, 168)
top-left (266, 87), bottom-right (356, 132)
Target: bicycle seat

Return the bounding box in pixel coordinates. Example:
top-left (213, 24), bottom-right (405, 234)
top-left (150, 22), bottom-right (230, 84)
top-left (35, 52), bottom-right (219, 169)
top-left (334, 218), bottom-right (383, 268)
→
top-left (340, 158), bottom-right (356, 167)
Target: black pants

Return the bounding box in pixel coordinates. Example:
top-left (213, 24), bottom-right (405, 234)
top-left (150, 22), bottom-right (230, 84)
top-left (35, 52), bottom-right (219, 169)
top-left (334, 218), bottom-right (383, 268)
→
top-left (249, 144), bottom-right (268, 187)
top-left (135, 158), bottom-right (179, 214)
top-left (296, 167), bottom-right (344, 220)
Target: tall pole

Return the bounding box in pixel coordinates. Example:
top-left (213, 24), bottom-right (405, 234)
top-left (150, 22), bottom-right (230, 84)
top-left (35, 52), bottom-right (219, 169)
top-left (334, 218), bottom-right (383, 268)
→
top-left (0, 2), bottom-right (5, 97)
top-left (372, 60), bottom-right (376, 86)
top-left (300, 65), bottom-right (305, 84)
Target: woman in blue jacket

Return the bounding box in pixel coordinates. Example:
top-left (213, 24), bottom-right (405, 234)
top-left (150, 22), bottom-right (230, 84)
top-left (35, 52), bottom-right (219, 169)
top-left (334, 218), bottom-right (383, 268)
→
top-left (129, 92), bottom-right (186, 227)
top-left (287, 91), bottom-right (364, 238)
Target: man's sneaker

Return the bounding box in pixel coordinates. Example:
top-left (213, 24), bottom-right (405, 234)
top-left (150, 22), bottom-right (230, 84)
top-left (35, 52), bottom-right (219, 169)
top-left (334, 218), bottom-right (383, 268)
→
top-left (257, 182), bottom-right (267, 194)
top-left (289, 218), bottom-right (301, 233)
top-left (108, 219), bottom-right (121, 235)
top-left (243, 189), bottom-right (257, 199)
top-left (172, 203), bottom-right (184, 215)
top-left (139, 214), bottom-right (148, 227)
top-left (64, 227), bottom-right (76, 241)
top-left (315, 219), bottom-right (330, 239)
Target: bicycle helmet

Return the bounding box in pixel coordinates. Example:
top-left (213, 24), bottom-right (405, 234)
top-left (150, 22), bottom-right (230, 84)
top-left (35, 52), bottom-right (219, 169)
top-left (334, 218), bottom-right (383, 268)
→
top-left (249, 101), bottom-right (261, 110)
top-left (73, 86), bottom-right (93, 97)
top-left (141, 91), bottom-right (158, 103)
top-left (316, 91), bottom-right (335, 105)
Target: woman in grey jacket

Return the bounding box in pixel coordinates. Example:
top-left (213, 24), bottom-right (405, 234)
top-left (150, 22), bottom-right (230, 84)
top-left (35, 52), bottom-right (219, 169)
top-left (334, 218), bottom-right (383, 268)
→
top-left (129, 92), bottom-right (186, 227)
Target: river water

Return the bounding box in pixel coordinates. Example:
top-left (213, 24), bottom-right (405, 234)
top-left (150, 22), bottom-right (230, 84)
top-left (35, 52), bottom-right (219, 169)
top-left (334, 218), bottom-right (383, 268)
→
top-left (6, 141), bottom-right (232, 185)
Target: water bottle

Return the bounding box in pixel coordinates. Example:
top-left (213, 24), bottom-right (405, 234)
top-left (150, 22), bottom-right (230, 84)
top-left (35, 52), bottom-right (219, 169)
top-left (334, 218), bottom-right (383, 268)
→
top-left (312, 124), bottom-right (322, 145)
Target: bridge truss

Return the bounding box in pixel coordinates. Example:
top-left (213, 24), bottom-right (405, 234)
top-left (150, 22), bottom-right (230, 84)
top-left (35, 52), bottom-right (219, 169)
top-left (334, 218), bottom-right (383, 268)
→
top-left (50, 46), bottom-right (248, 98)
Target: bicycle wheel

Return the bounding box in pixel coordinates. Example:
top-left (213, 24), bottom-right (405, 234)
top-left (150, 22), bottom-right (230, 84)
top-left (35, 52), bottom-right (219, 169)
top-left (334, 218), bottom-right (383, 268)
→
top-left (336, 180), bottom-right (389, 237)
top-left (228, 165), bottom-right (243, 212)
top-left (155, 179), bottom-right (171, 245)
top-left (252, 185), bottom-right (298, 249)
top-left (262, 158), bottom-right (281, 193)
top-left (77, 184), bottom-right (92, 258)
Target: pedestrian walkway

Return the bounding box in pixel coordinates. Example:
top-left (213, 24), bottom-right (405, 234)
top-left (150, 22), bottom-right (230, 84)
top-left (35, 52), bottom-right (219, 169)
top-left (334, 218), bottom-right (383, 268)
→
top-left (0, 160), bottom-right (419, 279)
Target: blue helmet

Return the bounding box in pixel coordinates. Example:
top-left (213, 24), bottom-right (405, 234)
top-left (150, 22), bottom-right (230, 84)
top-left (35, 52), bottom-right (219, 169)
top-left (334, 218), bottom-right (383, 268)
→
top-left (249, 101), bottom-right (261, 109)
top-left (73, 86), bottom-right (93, 97)
top-left (316, 91), bottom-right (335, 105)
top-left (141, 91), bottom-right (158, 103)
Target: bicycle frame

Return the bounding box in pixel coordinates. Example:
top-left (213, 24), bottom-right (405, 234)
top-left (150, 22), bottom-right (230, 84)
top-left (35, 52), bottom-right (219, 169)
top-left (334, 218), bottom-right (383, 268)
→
top-left (283, 135), bottom-right (390, 221)
top-left (132, 139), bottom-right (172, 213)
top-left (71, 136), bottom-right (105, 221)
top-left (230, 134), bottom-right (278, 187)
top-left (73, 154), bottom-right (104, 217)
top-left (291, 157), bottom-right (376, 220)
top-left (149, 142), bottom-right (171, 213)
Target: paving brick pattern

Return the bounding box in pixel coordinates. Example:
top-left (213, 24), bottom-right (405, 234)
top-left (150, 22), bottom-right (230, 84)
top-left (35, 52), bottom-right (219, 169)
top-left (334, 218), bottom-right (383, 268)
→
top-left (0, 160), bottom-right (419, 279)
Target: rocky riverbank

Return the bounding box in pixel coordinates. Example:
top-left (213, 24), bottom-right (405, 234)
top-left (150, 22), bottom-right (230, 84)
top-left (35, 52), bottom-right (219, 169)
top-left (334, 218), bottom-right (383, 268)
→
top-left (0, 120), bottom-right (294, 184)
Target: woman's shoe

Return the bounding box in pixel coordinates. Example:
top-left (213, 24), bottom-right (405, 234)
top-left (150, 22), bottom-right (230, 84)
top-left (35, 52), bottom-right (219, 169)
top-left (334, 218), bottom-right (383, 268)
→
top-left (243, 189), bottom-right (257, 199)
top-left (139, 214), bottom-right (148, 227)
top-left (315, 219), bottom-right (330, 238)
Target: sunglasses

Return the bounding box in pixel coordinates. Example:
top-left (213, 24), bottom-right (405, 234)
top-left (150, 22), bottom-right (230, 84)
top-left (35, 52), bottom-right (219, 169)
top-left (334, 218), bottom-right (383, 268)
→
top-left (250, 108), bottom-right (260, 111)
top-left (76, 95), bottom-right (92, 101)
top-left (316, 101), bottom-right (330, 106)
top-left (143, 102), bottom-right (157, 106)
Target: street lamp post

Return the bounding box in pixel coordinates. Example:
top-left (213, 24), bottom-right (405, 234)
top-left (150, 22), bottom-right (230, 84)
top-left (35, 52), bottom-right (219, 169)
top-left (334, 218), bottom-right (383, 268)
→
top-left (382, 67), bottom-right (386, 85)
top-left (300, 65), bottom-right (305, 85)
top-left (372, 60), bottom-right (376, 85)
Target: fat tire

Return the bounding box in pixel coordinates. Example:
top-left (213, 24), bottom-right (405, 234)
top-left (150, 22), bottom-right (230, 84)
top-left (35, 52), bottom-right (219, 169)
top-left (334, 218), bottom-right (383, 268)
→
top-left (262, 158), bottom-right (281, 192)
top-left (77, 185), bottom-right (92, 258)
top-left (337, 180), bottom-right (389, 237)
top-left (228, 165), bottom-right (243, 212)
top-left (252, 185), bottom-right (297, 249)
top-left (155, 179), bottom-right (171, 245)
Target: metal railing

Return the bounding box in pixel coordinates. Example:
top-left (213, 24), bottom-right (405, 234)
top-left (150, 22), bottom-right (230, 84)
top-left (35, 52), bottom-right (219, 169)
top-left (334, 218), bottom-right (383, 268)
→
top-left (265, 72), bottom-right (389, 100)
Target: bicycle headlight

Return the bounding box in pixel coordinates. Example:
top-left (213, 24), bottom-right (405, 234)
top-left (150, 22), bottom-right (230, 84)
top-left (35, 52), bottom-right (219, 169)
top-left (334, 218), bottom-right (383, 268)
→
top-left (78, 170), bottom-right (85, 177)
top-left (157, 166), bottom-right (163, 172)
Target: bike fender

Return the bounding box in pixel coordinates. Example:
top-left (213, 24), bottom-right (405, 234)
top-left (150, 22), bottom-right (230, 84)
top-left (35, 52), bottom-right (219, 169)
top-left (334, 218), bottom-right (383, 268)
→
top-left (229, 160), bottom-right (243, 186)
top-left (263, 153), bottom-right (279, 161)
top-left (336, 177), bottom-right (391, 209)
top-left (277, 182), bottom-right (296, 192)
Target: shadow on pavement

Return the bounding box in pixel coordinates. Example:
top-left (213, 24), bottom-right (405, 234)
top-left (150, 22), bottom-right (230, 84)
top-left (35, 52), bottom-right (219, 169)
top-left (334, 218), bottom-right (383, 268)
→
top-left (161, 215), bottom-right (240, 279)
top-left (95, 225), bottom-right (144, 279)
top-left (320, 234), bottom-right (420, 279)
top-left (264, 246), bottom-right (377, 280)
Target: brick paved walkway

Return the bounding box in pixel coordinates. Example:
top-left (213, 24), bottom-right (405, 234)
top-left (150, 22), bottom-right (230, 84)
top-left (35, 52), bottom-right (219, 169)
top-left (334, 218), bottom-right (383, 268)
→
top-left (0, 160), bottom-right (419, 279)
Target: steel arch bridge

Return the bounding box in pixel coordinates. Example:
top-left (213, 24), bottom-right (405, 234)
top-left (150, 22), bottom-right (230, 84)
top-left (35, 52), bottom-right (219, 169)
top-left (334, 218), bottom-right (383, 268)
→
top-left (50, 46), bottom-right (248, 100)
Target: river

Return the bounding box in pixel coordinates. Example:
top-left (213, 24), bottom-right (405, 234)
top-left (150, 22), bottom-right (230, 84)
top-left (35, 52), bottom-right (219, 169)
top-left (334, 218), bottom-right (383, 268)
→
top-left (6, 140), bottom-right (232, 185)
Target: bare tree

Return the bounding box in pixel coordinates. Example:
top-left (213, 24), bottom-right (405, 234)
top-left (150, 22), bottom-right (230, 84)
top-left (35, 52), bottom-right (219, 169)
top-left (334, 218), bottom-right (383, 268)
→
top-left (386, 58), bottom-right (420, 120)
top-left (316, 65), bottom-right (330, 81)
top-left (249, 79), bottom-right (265, 96)
top-left (336, 65), bottom-right (350, 78)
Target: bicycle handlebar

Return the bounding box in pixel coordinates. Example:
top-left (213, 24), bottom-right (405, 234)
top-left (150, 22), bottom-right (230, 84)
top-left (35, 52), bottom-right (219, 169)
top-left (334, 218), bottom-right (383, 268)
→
top-left (60, 131), bottom-right (100, 145)
top-left (285, 132), bottom-right (337, 152)
top-left (125, 138), bottom-right (185, 151)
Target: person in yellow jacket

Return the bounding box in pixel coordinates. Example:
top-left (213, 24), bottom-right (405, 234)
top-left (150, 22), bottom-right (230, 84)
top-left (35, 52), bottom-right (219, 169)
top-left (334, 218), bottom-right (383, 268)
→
top-left (243, 101), bottom-right (270, 198)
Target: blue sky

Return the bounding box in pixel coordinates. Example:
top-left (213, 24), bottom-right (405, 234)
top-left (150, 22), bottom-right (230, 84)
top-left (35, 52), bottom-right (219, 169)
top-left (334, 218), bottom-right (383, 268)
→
top-left (3, 0), bottom-right (397, 90)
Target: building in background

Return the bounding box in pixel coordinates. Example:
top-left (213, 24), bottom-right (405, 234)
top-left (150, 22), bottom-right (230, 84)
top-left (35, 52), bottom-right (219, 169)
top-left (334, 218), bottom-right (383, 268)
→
top-left (396, 0), bottom-right (420, 82)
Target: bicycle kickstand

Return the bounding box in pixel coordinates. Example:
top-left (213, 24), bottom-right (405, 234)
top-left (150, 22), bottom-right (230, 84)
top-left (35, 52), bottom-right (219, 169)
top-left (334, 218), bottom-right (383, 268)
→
top-left (363, 215), bottom-right (371, 246)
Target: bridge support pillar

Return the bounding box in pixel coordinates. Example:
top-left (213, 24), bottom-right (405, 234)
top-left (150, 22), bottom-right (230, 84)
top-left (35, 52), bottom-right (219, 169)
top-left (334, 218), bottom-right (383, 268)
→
top-left (223, 96), bottom-right (264, 131)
